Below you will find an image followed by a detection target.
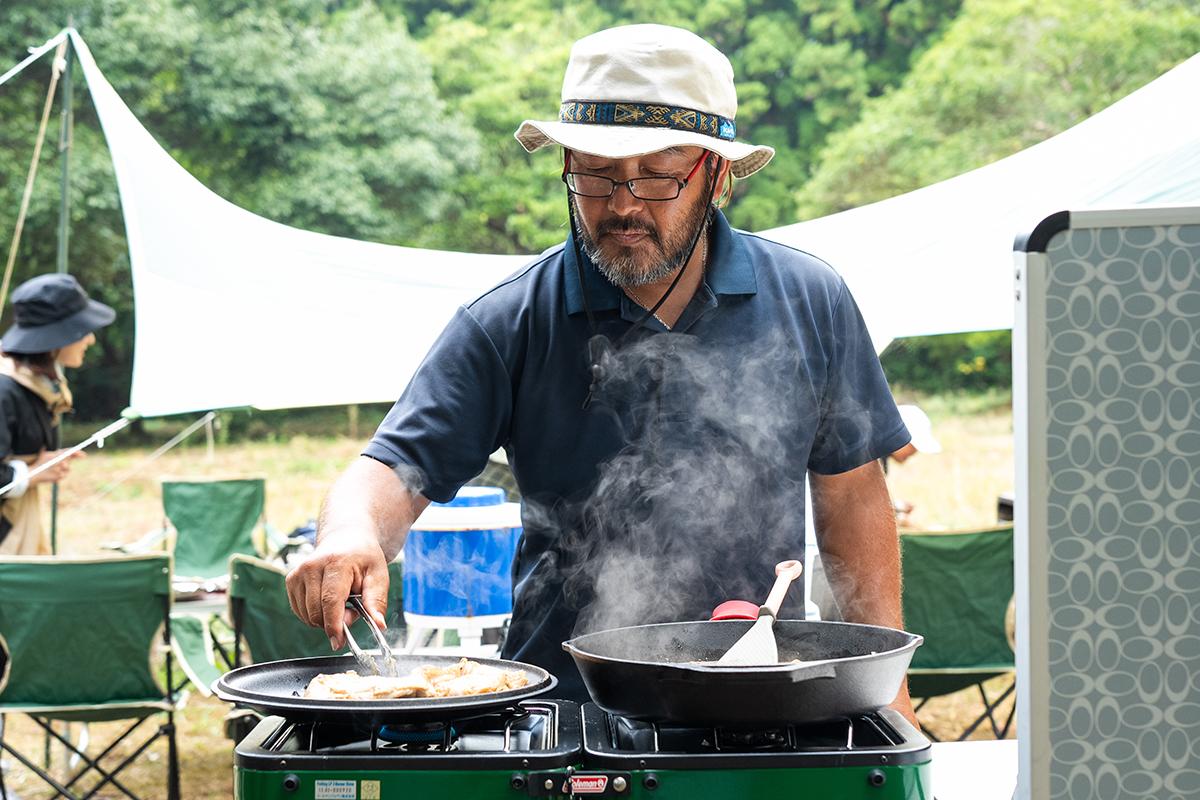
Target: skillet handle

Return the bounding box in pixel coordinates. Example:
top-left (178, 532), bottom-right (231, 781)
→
top-left (783, 661), bottom-right (837, 683)
top-left (676, 660), bottom-right (837, 683)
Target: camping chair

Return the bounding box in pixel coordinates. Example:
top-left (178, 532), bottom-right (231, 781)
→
top-left (163, 477), bottom-right (268, 586)
top-left (224, 555), bottom-right (404, 738)
top-left (901, 525), bottom-right (1015, 742)
top-left (0, 554), bottom-right (180, 800)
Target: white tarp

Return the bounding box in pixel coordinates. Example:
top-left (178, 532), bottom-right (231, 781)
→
top-left (69, 31), bottom-right (527, 416)
top-left (30, 34), bottom-right (1200, 413)
top-left (760, 53), bottom-right (1200, 350)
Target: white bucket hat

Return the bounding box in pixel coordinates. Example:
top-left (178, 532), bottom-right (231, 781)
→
top-left (515, 24), bottom-right (775, 179)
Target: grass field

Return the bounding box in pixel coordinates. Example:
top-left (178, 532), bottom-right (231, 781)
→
top-left (1, 392), bottom-right (1015, 798)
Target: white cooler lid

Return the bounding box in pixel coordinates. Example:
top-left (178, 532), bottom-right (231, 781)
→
top-left (410, 502), bottom-right (523, 531)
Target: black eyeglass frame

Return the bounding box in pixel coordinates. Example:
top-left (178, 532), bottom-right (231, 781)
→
top-left (561, 151), bottom-right (711, 201)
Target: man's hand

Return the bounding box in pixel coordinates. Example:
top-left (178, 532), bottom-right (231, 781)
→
top-left (285, 456), bottom-right (430, 651)
top-left (285, 528), bottom-right (390, 651)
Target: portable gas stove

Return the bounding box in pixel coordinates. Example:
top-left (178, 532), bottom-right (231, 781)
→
top-left (234, 700), bottom-right (932, 799)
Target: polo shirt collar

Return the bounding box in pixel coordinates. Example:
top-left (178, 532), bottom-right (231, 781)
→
top-left (564, 209), bottom-right (757, 317)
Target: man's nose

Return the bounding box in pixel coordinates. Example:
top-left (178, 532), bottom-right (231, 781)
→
top-left (607, 181), bottom-right (646, 215)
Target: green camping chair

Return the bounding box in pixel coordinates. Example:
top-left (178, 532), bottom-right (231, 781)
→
top-left (0, 554), bottom-right (180, 800)
top-left (163, 477), bottom-right (267, 584)
top-left (901, 525), bottom-right (1016, 742)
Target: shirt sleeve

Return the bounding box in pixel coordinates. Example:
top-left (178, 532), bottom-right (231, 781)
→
top-left (364, 305), bottom-right (514, 503)
top-left (0, 388), bottom-right (19, 489)
top-left (808, 280), bottom-right (910, 475)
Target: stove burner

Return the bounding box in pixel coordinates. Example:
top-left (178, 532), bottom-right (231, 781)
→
top-left (607, 712), bottom-right (900, 753)
top-left (265, 704), bottom-right (554, 755)
top-left (580, 707), bottom-right (931, 772)
top-left (376, 722), bottom-right (458, 751)
top-left (377, 723), bottom-right (455, 742)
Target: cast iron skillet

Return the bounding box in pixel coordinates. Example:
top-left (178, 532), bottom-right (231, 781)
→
top-left (214, 653), bottom-right (556, 724)
top-left (564, 619), bottom-right (921, 726)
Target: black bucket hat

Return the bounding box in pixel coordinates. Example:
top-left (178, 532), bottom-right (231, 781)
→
top-left (1, 274), bottom-right (116, 354)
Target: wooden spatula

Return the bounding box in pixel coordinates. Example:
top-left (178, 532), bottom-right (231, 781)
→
top-left (717, 560), bottom-right (804, 665)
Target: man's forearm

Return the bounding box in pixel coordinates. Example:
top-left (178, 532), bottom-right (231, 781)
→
top-left (810, 461), bottom-right (918, 727)
top-left (319, 456), bottom-right (430, 561)
top-left (810, 461), bottom-right (903, 628)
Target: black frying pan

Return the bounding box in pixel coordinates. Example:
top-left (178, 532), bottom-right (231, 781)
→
top-left (214, 653), bottom-right (556, 724)
top-left (563, 619), bottom-right (921, 725)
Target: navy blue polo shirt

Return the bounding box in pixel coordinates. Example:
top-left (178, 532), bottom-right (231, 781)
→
top-left (366, 210), bottom-right (908, 701)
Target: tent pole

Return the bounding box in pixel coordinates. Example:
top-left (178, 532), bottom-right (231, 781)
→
top-left (56, 29), bottom-right (73, 275)
top-left (50, 26), bottom-right (75, 555)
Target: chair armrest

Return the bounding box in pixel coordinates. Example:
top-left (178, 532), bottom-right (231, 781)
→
top-left (100, 526), bottom-right (170, 553)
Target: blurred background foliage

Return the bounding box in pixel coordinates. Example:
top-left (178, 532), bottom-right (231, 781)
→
top-left (881, 329), bottom-right (1012, 394)
top-left (1, 0), bottom-right (1198, 421)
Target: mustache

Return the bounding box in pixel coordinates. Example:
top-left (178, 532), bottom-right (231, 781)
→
top-left (597, 219), bottom-right (660, 240)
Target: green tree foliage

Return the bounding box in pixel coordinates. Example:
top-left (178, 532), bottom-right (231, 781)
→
top-left (413, 0), bottom-right (962, 244)
top-left (1, 1), bottom-right (1192, 416)
top-left (882, 330), bottom-right (1011, 393)
top-left (413, 2), bottom-right (610, 253)
top-left (605, 0), bottom-right (963, 230)
top-left (0, 0), bottom-right (475, 416)
top-left (796, 0), bottom-right (1200, 217)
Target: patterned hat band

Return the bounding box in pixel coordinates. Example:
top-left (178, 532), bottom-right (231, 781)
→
top-left (560, 101), bottom-right (737, 142)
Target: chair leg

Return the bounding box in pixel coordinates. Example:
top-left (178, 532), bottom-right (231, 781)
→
top-left (998, 701), bottom-right (1017, 739)
top-left (953, 680), bottom-right (1017, 742)
top-left (166, 711), bottom-right (181, 800)
top-left (30, 716), bottom-right (143, 800)
top-left (979, 679), bottom-right (1017, 738)
top-left (0, 715), bottom-right (8, 800)
top-left (0, 737), bottom-right (82, 800)
top-left (78, 727), bottom-right (162, 800)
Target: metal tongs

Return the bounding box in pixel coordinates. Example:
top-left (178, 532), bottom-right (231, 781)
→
top-left (343, 594), bottom-right (400, 677)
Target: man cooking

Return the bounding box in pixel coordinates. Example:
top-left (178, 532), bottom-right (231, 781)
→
top-left (287, 24), bottom-right (916, 723)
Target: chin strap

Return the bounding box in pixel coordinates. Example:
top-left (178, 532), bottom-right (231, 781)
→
top-left (572, 154), bottom-right (725, 409)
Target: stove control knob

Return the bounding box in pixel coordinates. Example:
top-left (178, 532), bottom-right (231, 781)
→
top-left (281, 774), bottom-right (300, 793)
top-left (643, 774), bottom-right (660, 791)
top-left (544, 778), bottom-right (555, 791)
top-left (510, 774), bottom-right (526, 791)
top-left (867, 769), bottom-right (887, 787)
top-left (613, 777), bottom-right (628, 793)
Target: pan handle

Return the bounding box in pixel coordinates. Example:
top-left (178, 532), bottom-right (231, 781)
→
top-left (681, 660), bottom-right (837, 684)
top-left (780, 660), bottom-right (836, 683)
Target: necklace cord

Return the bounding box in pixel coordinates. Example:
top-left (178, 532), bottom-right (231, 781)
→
top-left (570, 153), bottom-right (724, 408)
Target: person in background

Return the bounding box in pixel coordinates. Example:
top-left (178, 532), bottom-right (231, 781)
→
top-left (881, 404), bottom-right (942, 527)
top-left (0, 273), bottom-right (115, 555)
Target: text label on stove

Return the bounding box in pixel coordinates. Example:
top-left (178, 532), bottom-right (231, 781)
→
top-left (570, 775), bottom-right (609, 794)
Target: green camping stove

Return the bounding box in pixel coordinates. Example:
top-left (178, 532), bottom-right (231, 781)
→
top-left (234, 701), bottom-right (932, 799)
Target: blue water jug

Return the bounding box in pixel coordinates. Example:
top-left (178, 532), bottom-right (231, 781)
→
top-left (402, 486), bottom-right (521, 621)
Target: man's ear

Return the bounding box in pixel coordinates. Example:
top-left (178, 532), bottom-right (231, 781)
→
top-left (714, 158), bottom-right (735, 208)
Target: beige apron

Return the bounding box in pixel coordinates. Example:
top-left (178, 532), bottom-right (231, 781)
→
top-left (0, 454), bottom-right (46, 555)
top-left (0, 358), bottom-right (72, 556)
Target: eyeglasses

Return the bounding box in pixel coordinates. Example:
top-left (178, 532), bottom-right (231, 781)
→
top-left (562, 152), bottom-right (709, 201)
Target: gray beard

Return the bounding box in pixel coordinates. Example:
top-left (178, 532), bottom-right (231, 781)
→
top-left (572, 194), bottom-right (710, 289)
